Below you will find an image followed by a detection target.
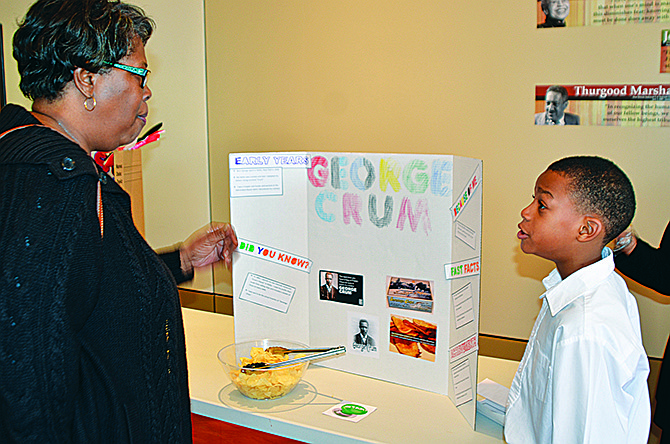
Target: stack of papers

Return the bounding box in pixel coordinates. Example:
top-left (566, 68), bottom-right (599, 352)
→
top-left (476, 378), bottom-right (509, 426)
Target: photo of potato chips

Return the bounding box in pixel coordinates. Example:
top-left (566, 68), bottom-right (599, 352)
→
top-left (389, 315), bottom-right (437, 361)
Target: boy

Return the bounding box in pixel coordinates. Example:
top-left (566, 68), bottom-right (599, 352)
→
top-left (504, 156), bottom-right (650, 443)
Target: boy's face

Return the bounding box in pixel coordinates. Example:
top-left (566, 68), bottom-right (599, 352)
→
top-left (518, 170), bottom-right (582, 262)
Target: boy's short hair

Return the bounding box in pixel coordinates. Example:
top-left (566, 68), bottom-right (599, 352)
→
top-left (548, 156), bottom-right (635, 245)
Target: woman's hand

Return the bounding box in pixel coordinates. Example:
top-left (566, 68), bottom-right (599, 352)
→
top-left (179, 222), bottom-right (239, 274)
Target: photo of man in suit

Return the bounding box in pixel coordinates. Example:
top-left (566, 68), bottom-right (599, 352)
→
top-left (538, 0), bottom-right (570, 28)
top-left (320, 271), bottom-right (339, 300)
top-left (353, 319), bottom-right (376, 352)
top-left (535, 85), bottom-right (580, 125)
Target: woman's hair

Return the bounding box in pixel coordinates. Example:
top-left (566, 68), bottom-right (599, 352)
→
top-left (548, 156), bottom-right (636, 245)
top-left (13, 0), bottom-right (154, 101)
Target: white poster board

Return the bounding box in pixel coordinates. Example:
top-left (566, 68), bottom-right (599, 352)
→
top-left (230, 152), bottom-right (482, 428)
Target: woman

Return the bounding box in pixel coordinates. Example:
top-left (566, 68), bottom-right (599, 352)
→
top-left (615, 223), bottom-right (670, 442)
top-left (0, 0), bottom-right (237, 442)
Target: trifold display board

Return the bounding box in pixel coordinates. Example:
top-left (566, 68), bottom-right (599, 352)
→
top-left (229, 152), bottom-right (482, 428)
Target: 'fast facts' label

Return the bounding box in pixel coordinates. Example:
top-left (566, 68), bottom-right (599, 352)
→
top-left (445, 257), bottom-right (480, 280)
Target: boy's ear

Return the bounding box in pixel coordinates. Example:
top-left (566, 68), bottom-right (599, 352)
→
top-left (577, 217), bottom-right (603, 242)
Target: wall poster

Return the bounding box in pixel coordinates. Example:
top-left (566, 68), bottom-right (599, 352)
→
top-left (536, 84), bottom-right (670, 126)
top-left (230, 152), bottom-right (483, 428)
top-left (662, 29), bottom-right (670, 73)
top-left (537, 0), bottom-right (670, 28)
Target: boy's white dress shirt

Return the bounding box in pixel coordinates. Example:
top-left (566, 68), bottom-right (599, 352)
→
top-left (504, 248), bottom-right (650, 443)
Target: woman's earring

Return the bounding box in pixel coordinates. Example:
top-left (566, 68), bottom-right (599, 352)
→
top-left (84, 96), bottom-right (96, 111)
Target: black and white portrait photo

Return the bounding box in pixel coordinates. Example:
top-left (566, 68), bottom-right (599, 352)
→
top-left (349, 312), bottom-right (379, 356)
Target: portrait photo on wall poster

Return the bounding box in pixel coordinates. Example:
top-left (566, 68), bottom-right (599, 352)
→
top-left (348, 312), bottom-right (379, 357)
top-left (535, 85), bottom-right (581, 126)
top-left (537, 0), bottom-right (571, 28)
top-left (319, 270), bottom-right (363, 306)
top-left (662, 29), bottom-right (670, 73)
top-left (538, 0), bottom-right (670, 28)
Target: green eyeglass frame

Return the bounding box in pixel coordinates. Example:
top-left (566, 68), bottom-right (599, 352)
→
top-left (103, 62), bottom-right (150, 88)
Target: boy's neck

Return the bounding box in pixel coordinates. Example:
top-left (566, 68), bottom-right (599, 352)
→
top-left (555, 248), bottom-right (604, 280)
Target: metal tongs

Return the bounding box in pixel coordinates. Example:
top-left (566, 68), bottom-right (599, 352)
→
top-left (242, 345), bottom-right (346, 370)
top-left (265, 346), bottom-right (338, 356)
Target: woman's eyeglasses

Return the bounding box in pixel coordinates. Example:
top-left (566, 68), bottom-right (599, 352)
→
top-left (103, 62), bottom-right (150, 88)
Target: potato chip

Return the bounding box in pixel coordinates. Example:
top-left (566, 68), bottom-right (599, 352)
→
top-left (391, 315), bottom-right (415, 335)
top-left (229, 348), bottom-right (307, 399)
top-left (392, 337), bottom-right (421, 357)
top-left (420, 342), bottom-right (436, 354)
top-left (413, 319), bottom-right (437, 338)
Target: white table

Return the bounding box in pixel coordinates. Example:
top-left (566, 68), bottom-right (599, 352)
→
top-left (183, 308), bottom-right (519, 443)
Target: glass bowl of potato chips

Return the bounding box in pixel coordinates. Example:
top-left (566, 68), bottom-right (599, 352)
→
top-left (217, 339), bottom-right (309, 400)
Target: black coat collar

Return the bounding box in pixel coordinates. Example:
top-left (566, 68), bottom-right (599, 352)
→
top-left (0, 104), bottom-right (120, 192)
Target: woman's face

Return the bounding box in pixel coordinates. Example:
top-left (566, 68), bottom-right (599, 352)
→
top-left (91, 38), bottom-right (151, 151)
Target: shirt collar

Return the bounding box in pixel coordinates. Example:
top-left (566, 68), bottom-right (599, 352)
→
top-left (541, 247), bottom-right (614, 317)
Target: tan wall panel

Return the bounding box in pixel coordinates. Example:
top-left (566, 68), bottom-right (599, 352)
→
top-left (4, 0), bottom-right (669, 356)
top-left (205, 0), bottom-right (670, 357)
